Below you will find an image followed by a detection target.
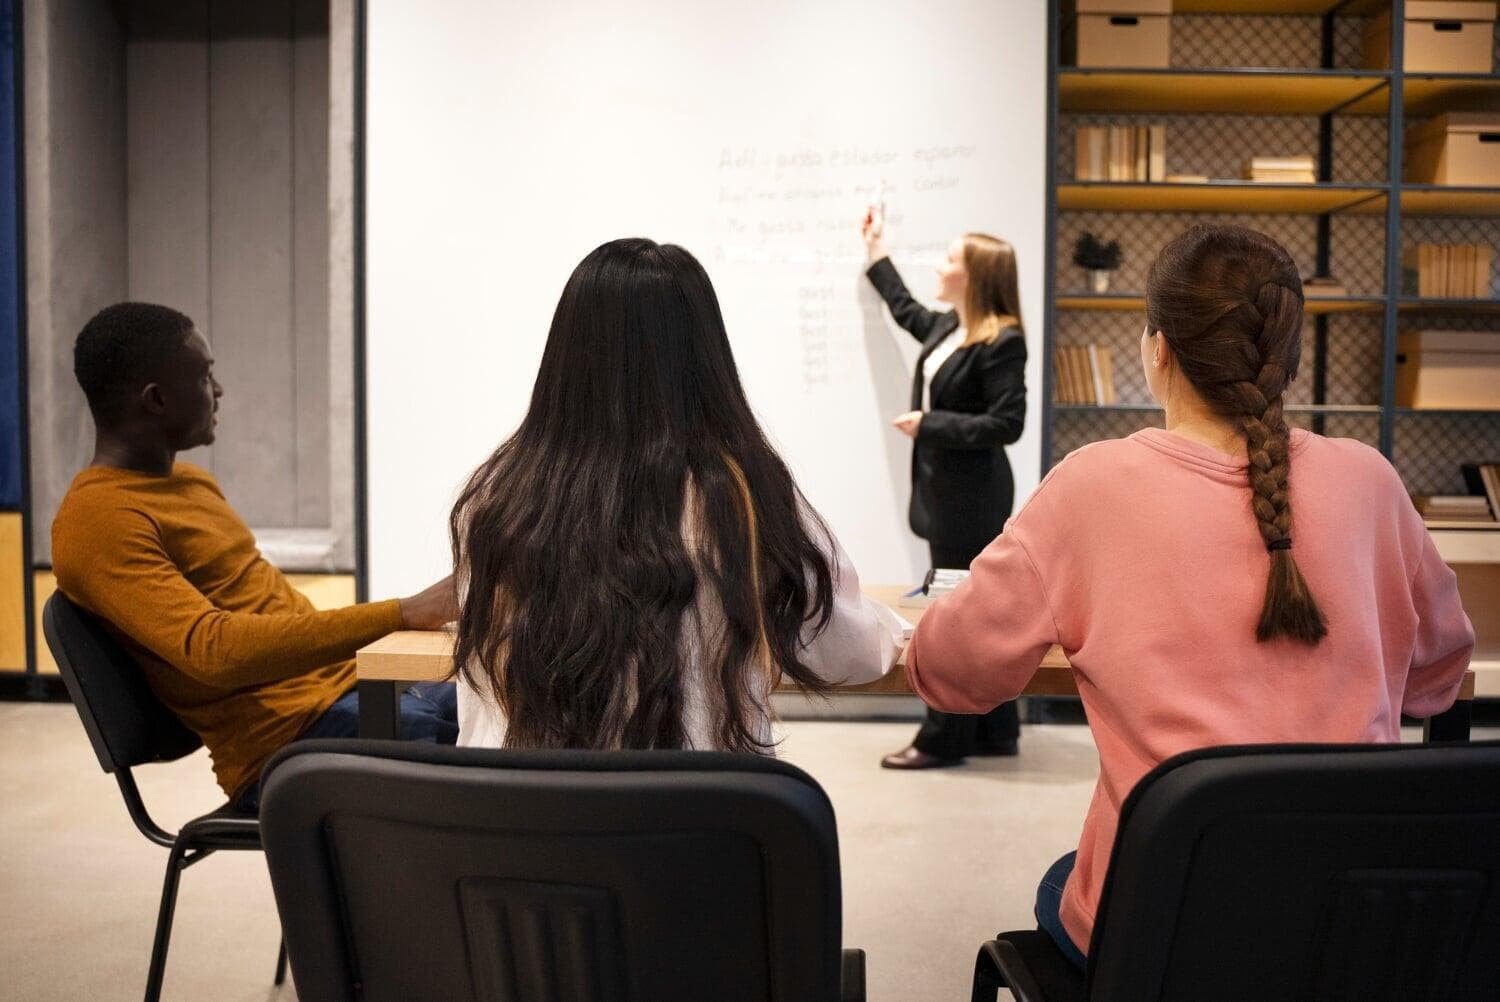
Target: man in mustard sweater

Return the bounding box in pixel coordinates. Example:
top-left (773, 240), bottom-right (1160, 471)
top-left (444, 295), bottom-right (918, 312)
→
top-left (52, 302), bottom-right (459, 808)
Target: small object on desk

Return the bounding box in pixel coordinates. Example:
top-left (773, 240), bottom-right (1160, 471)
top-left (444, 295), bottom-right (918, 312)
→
top-left (898, 568), bottom-right (969, 608)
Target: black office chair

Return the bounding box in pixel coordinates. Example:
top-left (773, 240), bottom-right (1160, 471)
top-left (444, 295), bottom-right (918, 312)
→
top-left (43, 593), bottom-right (287, 1002)
top-left (971, 740), bottom-right (1500, 1002)
top-left (259, 739), bottom-right (868, 1002)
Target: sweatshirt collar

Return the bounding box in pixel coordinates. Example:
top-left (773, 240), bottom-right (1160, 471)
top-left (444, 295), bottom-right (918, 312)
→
top-left (1132, 426), bottom-right (1310, 477)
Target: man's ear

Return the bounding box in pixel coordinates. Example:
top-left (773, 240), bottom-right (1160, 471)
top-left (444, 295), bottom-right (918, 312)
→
top-left (140, 382), bottom-right (168, 415)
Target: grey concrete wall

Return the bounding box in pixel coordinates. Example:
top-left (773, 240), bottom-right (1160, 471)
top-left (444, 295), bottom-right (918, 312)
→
top-left (327, 0), bottom-right (355, 572)
top-left (24, 0), bottom-right (128, 562)
top-left (27, 0), bottom-right (353, 570)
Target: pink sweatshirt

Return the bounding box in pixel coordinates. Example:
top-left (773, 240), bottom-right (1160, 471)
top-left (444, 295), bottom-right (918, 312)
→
top-left (906, 428), bottom-right (1474, 955)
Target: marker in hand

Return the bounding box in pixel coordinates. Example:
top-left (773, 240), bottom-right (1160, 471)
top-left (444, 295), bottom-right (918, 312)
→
top-left (862, 179), bottom-right (888, 251)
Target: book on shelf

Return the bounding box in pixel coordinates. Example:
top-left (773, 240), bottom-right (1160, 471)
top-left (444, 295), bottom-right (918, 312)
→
top-left (1415, 494), bottom-right (1493, 520)
top-left (1054, 343), bottom-right (1117, 405)
top-left (1074, 125), bottom-right (1167, 182)
top-left (1416, 493), bottom-right (1498, 529)
top-left (1461, 464), bottom-right (1500, 522)
top-left (1401, 243), bottom-right (1494, 299)
top-left (1243, 156), bottom-right (1316, 184)
top-left (1164, 173), bottom-right (1208, 184)
top-left (1303, 276), bottom-right (1348, 298)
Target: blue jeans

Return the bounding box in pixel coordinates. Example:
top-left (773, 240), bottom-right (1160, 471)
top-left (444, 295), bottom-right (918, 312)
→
top-left (1035, 851), bottom-right (1088, 970)
top-left (234, 681), bottom-right (458, 811)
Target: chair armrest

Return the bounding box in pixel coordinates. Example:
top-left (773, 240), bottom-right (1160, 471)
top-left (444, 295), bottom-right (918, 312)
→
top-left (972, 940), bottom-right (1007, 1002)
top-left (841, 947), bottom-right (866, 1002)
top-left (991, 940), bottom-right (1048, 1002)
top-left (972, 938), bottom-right (1055, 1002)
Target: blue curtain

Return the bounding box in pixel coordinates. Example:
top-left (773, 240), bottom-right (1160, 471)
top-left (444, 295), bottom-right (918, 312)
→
top-left (0, 0), bottom-right (19, 510)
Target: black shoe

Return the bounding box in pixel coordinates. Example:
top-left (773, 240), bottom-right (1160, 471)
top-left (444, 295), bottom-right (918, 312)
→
top-left (880, 746), bottom-right (965, 770)
top-left (973, 739), bottom-right (1019, 757)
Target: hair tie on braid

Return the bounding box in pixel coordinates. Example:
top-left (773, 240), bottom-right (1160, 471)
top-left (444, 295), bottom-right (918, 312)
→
top-left (1267, 538), bottom-right (1292, 551)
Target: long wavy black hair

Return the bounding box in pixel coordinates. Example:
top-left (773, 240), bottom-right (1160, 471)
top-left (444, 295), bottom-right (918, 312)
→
top-left (451, 238), bottom-right (838, 751)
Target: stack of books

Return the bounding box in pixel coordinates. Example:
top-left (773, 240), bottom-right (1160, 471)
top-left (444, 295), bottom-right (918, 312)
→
top-left (898, 568), bottom-right (971, 609)
top-left (1402, 244), bottom-right (1495, 298)
top-left (1303, 276), bottom-right (1348, 298)
top-left (1243, 156), bottom-right (1316, 183)
top-left (1415, 494), bottom-right (1495, 526)
top-left (1054, 345), bottom-right (1118, 405)
top-left (1075, 125), bottom-right (1167, 182)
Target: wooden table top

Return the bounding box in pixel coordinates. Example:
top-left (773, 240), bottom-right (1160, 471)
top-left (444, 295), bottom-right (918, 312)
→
top-left (355, 585), bottom-right (1474, 702)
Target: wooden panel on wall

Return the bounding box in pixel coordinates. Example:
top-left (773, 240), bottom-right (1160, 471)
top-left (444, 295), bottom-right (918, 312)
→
top-left (0, 514), bottom-right (25, 669)
top-left (208, 0), bottom-right (297, 527)
top-left (31, 570), bottom-right (55, 673)
top-left (286, 572), bottom-right (355, 610)
top-left (1455, 563), bottom-right (1500, 698)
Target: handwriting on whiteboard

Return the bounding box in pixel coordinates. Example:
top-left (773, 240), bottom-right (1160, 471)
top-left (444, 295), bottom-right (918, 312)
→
top-left (709, 141), bottom-right (979, 391)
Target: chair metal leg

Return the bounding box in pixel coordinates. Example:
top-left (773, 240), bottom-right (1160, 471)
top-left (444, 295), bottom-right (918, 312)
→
top-left (840, 948), bottom-right (866, 1002)
top-left (274, 938), bottom-right (288, 986)
top-left (1423, 699), bottom-right (1472, 742)
top-left (971, 940), bottom-right (1007, 1002)
top-left (144, 842), bottom-right (188, 1002)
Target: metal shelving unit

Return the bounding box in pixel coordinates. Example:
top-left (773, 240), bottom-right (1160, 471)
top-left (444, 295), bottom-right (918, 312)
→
top-left (1044, 0), bottom-right (1500, 694)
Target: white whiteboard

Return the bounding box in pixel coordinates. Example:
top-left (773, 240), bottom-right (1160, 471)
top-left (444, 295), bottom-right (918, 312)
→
top-left (365, 0), bottom-right (1047, 597)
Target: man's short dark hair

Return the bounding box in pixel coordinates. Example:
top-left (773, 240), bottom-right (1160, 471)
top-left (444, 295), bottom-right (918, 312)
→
top-left (74, 302), bottom-right (196, 426)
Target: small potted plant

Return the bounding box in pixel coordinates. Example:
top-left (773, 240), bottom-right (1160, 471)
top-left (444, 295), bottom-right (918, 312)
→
top-left (1074, 232), bottom-right (1122, 293)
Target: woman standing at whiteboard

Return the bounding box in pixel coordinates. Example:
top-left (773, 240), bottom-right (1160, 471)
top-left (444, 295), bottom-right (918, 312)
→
top-left (861, 207), bottom-right (1028, 769)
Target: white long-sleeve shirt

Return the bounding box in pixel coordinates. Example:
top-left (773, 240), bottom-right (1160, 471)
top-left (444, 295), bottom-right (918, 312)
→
top-left (457, 504), bottom-right (905, 750)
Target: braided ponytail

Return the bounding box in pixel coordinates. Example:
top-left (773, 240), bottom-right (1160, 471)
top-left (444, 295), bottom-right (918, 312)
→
top-left (1146, 225), bottom-right (1328, 645)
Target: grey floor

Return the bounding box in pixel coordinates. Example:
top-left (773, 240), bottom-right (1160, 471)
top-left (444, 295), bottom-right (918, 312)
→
top-left (4, 702), bottom-right (1488, 1001)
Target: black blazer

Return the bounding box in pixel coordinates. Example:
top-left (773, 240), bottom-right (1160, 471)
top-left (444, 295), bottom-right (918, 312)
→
top-left (866, 256), bottom-right (1027, 553)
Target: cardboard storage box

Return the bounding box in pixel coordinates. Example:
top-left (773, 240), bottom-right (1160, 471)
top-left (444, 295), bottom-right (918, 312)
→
top-left (1406, 113), bottom-right (1500, 185)
top-left (1363, 2), bottom-right (1497, 73)
top-left (1397, 330), bottom-right (1500, 409)
top-left (1067, 0), bottom-right (1171, 69)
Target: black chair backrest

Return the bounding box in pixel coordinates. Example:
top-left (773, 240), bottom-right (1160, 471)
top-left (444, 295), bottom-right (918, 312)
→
top-left (1087, 741), bottom-right (1500, 1001)
top-left (43, 592), bottom-right (201, 773)
top-left (260, 740), bottom-right (848, 1002)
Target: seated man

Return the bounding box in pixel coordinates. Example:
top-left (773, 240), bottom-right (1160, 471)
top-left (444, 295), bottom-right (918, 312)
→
top-left (52, 302), bottom-right (458, 809)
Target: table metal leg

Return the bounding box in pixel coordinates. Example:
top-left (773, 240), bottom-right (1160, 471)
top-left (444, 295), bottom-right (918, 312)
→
top-left (1423, 700), bottom-right (1472, 743)
top-left (358, 680), bottom-right (401, 739)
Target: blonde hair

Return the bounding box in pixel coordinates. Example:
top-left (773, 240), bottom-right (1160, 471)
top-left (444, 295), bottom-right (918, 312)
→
top-left (960, 233), bottom-right (1022, 347)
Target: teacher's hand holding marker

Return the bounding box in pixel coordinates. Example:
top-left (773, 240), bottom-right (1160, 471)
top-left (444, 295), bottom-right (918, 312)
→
top-left (860, 189), bottom-right (1031, 771)
top-left (862, 191), bottom-right (923, 440)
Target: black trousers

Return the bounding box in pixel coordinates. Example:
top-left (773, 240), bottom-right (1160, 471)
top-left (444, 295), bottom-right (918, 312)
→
top-left (910, 539), bottom-right (1021, 759)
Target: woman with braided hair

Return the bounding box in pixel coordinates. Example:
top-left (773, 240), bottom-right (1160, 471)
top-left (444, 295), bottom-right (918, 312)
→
top-left (903, 223), bottom-right (1474, 967)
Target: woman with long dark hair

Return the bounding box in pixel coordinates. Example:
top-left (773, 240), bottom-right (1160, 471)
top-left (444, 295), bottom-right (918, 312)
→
top-left (451, 238), bottom-right (905, 751)
top-left (861, 211), bottom-right (1029, 770)
top-left (905, 223), bottom-right (1473, 967)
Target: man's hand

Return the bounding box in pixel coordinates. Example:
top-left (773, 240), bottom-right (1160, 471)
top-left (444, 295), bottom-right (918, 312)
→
top-left (892, 410), bottom-right (923, 438)
top-left (400, 575), bottom-right (460, 631)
